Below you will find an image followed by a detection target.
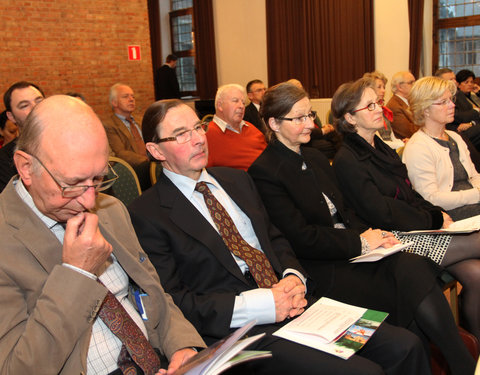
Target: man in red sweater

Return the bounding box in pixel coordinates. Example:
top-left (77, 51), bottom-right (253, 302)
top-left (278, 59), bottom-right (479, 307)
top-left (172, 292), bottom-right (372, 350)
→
top-left (207, 84), bottom-right (267, 171)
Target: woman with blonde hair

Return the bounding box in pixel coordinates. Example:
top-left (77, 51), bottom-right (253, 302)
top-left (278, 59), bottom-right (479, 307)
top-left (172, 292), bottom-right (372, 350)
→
top-left (403, 76), bottom-right (480, 220)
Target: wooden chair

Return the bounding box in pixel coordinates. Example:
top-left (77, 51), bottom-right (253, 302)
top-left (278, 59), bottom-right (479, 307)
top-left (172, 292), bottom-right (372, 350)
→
top-left (201, 114), bottom-right (214, 123)
top-left (107, 156), bottom-right (141, 206)
top-left (149, 161), bottom-right (163, 185)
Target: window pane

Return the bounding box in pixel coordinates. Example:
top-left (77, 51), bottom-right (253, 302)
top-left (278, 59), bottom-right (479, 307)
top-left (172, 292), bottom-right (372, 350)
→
top-left (438, 25), bottom-right (480, 72)
top-left (171, 14), bottom-right (193, 52)
top-left (171, 0), bottom-right (193, 11)
top-left (176, 56), bottom-right (197, 92)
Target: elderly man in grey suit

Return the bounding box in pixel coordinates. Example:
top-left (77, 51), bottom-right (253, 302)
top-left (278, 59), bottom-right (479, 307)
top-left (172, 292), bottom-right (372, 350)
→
top-left (0, 95), bottom-right (205, 375)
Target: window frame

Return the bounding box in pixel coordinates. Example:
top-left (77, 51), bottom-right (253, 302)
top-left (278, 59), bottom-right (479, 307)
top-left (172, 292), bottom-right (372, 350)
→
top-left (433, 0), bottom-right (480, 73)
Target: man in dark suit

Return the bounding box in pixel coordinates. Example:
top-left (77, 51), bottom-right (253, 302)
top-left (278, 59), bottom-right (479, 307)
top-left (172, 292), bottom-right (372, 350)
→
top-left (0, 81), bottom-right (45, 192)
top-left (128, 99), bottom-right (430, 375)
top-left (244, 79), bottom-right (266, 133)
top-left (156, 54), bottom-right (181, 100)
top-left (0, 95), bottom-right (205, 374)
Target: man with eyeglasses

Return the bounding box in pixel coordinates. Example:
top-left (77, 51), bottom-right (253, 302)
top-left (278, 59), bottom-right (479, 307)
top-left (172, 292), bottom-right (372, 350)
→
top-left (0, 81), bottom-right (45, 192)
top-left (244, 79), bottom-right (267, 133)
top-left (386, 71), bottom-right (418, 140)
top-left (0, 95), bottom-right (205, 374)
top-left (206, 83), bottom-right (267, 171)
top-left (128, 99), bottom-right (428, 375)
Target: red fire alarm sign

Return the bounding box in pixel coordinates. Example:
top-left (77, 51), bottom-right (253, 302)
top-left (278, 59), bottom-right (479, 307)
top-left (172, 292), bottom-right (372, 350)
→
top-left (128, 46), bottom-right (141, 61)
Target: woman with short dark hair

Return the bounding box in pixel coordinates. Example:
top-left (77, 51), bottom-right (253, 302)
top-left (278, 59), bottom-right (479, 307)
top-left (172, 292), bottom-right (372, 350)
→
top-left (248, 81), bottom-right (475, 375)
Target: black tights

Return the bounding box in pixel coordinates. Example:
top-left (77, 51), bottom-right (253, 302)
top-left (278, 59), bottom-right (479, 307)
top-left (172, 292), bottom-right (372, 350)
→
top-left (409, 284), bottom-right (476, 375)
top-left (441, 233), bottom-right (480, 341)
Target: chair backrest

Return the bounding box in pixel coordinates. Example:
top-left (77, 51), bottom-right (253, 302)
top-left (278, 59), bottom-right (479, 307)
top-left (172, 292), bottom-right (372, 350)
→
top-left (149, 161), bottom-right (163, 185)
top-left (108, 156), bottom-right (142, 206)
top-left (201, 114), bottom-right (214, 123)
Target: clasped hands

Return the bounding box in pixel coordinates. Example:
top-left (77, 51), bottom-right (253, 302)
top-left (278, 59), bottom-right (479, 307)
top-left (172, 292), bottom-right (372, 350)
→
top-left (272, 275), bottom-right (307, 322)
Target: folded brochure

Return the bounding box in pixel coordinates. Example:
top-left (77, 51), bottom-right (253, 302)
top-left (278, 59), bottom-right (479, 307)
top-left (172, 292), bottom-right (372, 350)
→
top-left (349, 242), bottom-right (413, 263)
top-left (174, 320), bottom-right (271, 375)
top-left (274, 298), bottom-right (388, 359)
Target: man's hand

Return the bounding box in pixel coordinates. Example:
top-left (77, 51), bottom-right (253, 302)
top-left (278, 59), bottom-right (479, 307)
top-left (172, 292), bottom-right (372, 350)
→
top-left (360, 228), bottom-right (399, 250)
top-left (156, 348), bottom-right (198, 375)
top-left (62, 212), bottom-right (113, 274)
top-left (271, 275), bottom-right (307, 322)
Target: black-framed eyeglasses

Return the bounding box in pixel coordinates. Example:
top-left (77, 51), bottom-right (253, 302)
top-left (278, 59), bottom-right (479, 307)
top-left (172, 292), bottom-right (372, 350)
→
top-left (352, 99), bottom-right (385, 113)
top-left (276, 111), bottom-right (317, 125)
top-left (30, 154), bottom-right (118, 198)
top-left (156, 121), bottom-right (208, 144)
top-left (431, 96), bottom-right (456, 106)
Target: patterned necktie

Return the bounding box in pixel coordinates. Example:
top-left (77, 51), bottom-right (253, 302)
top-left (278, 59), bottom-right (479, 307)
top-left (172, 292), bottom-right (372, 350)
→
top-left (98, 289), bottom-right (161, 375)
top-left (195, 181), bottom-right (278, 288)
top-left (127, 117), bottom-right (147, 156)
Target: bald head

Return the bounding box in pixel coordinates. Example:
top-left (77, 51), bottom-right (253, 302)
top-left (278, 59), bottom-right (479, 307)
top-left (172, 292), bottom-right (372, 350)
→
top-left (14, 95), bottom-right (110, 222)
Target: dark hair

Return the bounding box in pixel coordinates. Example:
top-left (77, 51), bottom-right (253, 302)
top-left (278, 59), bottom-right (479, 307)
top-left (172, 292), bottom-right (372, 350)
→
top-left (246, 79), bottom-right (263, 93)
top-left (66, 92), bottom-right (86, 102)
top-left (0, 111), bottom-right (7, 130)
top-left (434, 68), bottom-right (453, 77)
top-left (331, 78), bottom-right (371, 134)
top-left (456, 69), bottom-right (475, 84)
top-left (3, 81), bottom-right (45, 112)
top-left (260, 82), bottom-right (308, 142)
top-left (166, 54), bottom-right (178, 63)
top-left (142, 99), bottom-right (185, 160)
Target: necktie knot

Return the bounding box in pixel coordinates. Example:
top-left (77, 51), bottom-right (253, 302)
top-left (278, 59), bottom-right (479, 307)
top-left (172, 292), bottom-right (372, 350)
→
top-left (195, 181), bottom-right (208, 193)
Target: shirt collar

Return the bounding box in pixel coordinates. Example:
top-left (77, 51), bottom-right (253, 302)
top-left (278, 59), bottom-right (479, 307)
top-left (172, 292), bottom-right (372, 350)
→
top-left (163, 168), bottom-right (219, 198)
top-left (14, 177), bottom-right (58, 229)
top-left (212, 115), bottom-right (247, 134)
top-left (395, 94), bottom-right (409, 106)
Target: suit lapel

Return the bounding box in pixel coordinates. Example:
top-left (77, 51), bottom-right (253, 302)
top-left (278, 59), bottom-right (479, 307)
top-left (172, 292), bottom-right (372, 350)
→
top-left (157, 174), bottom-right (247, 283)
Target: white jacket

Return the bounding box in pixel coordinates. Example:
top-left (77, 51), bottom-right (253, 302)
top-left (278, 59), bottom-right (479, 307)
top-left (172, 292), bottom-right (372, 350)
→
top-left (402, 129), bottom-right (480, 210)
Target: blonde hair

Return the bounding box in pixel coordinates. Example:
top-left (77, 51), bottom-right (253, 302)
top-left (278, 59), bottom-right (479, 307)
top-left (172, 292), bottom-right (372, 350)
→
top-left (408, 76), bottom-right (457, 126)
top-left (363, 71), bottom-right (388, 85)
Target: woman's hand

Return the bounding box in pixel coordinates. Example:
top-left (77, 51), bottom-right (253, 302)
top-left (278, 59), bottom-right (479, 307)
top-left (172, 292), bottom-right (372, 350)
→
top-left (360, 228), bottom-right (399, 250)
top-left (441, 212), bottom-right (454, 228)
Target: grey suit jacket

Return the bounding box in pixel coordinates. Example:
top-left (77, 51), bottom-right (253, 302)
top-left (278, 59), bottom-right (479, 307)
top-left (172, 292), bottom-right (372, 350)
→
top-left (0, 180), bottom-right (204, 374)
top-left (104, 114), bottom-right (148, 167)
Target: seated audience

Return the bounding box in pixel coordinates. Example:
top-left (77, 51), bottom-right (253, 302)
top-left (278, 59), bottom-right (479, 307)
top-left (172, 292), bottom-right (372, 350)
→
top-left (247, 82), bottom-right (475, 375)
top-left (436, 68), bottom-right (480, 171)
top-left (331, 77), bottom-right (480, 341)
top-left (363, 71), bottom-right (405, 150)
top-left (206, 84), bottom-right (267, 171)
top-left (0, 95), bottom-right (205, 374)
top-left (386, 71), bottom-right (419, 139)
top-left (287, 79), bottom-right (342, 159)
top-left (244, 79), bottom-right (267, 133)
top-left (103, 83), bottom-right (150, 190)
top-left (403, 76), bottom-right (480, 220)
top-left (0, 111), bottom-right (19, 148)
top-left (0, 81), bottom-right (44, 192)
top-left (129, 99), bottom-right (431, 375)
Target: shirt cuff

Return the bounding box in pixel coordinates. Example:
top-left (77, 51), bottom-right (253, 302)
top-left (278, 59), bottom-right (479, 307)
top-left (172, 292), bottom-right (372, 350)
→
top-left (231, 288), bottom-right (275, 328)
top-left (62, 263), bottom-right (98, 280)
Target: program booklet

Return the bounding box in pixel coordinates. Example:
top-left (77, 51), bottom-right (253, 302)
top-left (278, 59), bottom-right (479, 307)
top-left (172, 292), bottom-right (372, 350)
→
top-left (174, 320), bottom-right (272, 375)
top-left (399, 214), bottom-right (480, 235)
top-left (349, 242), bottom-right (413, 263)
top-left (273, 298), bottom-right (388, 359)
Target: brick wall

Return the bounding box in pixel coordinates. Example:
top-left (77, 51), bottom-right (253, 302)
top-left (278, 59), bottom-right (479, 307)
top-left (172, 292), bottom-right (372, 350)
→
top-left (0, 0), bottom-right (155, 122)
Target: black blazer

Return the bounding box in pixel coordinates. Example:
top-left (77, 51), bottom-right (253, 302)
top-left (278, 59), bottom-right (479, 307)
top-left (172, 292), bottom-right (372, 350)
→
top-left (128, 167), bottom-right (305, 341)
top-left (156, 64), bottom-right (180, 99)
top-left (243, 102), bottom-right (266, 134)
top-left (449, 90), bottom-right (480, 128)
top-left (248, 140), bottom-right (367, 262)
top-left (333, 133), bottom-right (444, 231)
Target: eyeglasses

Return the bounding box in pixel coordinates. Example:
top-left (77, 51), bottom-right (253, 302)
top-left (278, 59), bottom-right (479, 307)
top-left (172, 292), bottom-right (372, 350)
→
top-left (157, 122), bottom-right (208, 144)
top-left (352, 99), bottom-right (385, 113)
top-left (31, 154), bottom-right (118, 198)
top-left (400, 80), bottom-right (415, 86)
top-left (250, 88), bottom-right (266, 94)
top-left (431, 97), bottom-right (456, 106)
top-left (276, 111), bottom-right (317, 125)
